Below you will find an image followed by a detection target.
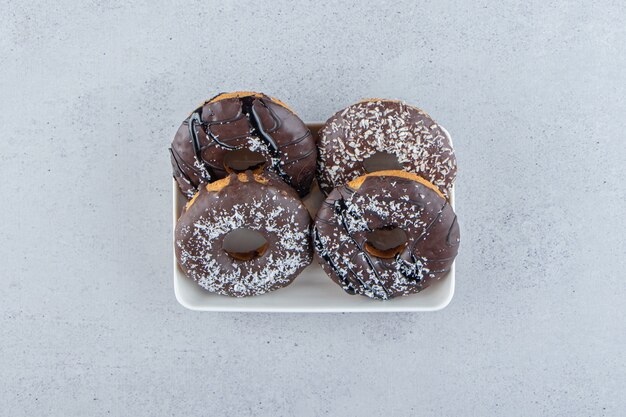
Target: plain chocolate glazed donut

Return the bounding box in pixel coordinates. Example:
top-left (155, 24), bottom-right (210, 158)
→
top-left (317, 99), bottom-right (457, 198)
top-left (170, 91), bottom-right (317, 199)
top-left (313, 170), bottom-right (459, 300)
top-left (175, 171), bottom-right (312, 297)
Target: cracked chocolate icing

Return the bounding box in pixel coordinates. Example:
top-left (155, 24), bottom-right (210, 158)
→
top-left (175, 171), bottom-right (312, 297)
top-left (313, 171), bottom-right (459, 300)
top-left (317, 99), bottom-right (457, 198)
top-left (170, 92), bottom-right (316, 199)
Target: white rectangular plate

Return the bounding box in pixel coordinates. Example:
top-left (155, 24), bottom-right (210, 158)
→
top-left (173, 123), bottom-right (455, 312)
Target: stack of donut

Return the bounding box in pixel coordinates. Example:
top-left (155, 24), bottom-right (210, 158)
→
top-left (172, 92), bottom-right (459, 300)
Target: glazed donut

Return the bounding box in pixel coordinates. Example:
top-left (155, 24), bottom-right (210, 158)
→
top-left (175, 171), bottom-right (312, 297)
top-left (313, 170), bottom-right (459, 300)
top-left (170, 91), bottom-right (316, 199)
top-left (317, 99), bottom-right (456, 198)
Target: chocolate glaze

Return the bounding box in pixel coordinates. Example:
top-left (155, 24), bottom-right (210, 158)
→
top-left (317, 99), bottom-right (457, 198)
top-left (170, 92), bottom-right (316, 199)
top-left (313, 173), bottom-right (460, 300)
top-left (175, 171), bottom-right (312, 297)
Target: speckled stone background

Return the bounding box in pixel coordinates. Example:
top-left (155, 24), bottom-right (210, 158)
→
top-left (2, 1), bottom-right (625, 416)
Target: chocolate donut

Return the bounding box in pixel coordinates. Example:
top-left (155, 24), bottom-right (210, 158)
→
top-left (175, 171), bottom-right (312, 297)
top-left (313, 170), bottom-right (459, 300)
top-left (170, 91), bottom-right (316, 199)
top-left (317, 99), bottom-right (457, 198)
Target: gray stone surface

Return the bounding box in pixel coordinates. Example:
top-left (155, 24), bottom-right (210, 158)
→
top-left (1, 0), bottom-right (625, 415)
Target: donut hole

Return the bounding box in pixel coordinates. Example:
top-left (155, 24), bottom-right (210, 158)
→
top-left (223, 149), bottom-right (267, 173)
top-left (222, 228), bottom-right (269, 261)
top-left (362, 152), bottom-right (403, 173)
top-left (364, 226), bottom-right (408, 259)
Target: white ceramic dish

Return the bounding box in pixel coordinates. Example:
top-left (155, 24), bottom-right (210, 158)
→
top-left (172, 123), bottom-right (456, 312)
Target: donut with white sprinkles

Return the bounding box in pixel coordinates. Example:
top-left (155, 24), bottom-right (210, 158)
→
top-left (175, 171), bottom-right (313, 297)
top-left (317, 99), bottom-right (456, 198)
top-left (313, 170), bottom-right (459, 300)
